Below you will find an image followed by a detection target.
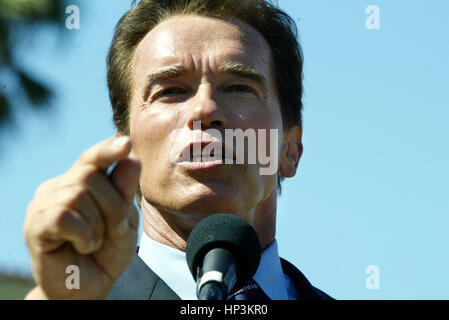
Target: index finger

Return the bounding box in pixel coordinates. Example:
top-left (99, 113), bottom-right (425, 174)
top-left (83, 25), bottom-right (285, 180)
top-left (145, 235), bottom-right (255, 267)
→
top-left (74, 136), bottom-right (132, 171)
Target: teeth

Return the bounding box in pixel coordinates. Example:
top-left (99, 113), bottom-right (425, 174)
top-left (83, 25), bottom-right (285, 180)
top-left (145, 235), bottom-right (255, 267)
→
top-left (183, 144), bottom-right (235, 162)
top-left (191, 155), bottom-right (221, 162)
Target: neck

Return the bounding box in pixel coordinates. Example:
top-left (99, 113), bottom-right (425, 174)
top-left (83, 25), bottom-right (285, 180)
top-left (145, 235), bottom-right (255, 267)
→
top-left (249, 191), bottom-right (277, 250)
top-left (140, 193), bottom-right (278, 252)
top-left (141, 198), bottom-right (188, 251)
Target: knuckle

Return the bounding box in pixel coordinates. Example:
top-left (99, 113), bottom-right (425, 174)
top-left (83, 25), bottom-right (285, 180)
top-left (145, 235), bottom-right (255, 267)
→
top-left (65, 185), bottom-right (89, 207)
top-left (24, 203), bottom-right (44, 240)
top-left (35, 183), bottom-right (47, 196)
top-left (32, 243), bottom-right (47, 256)
top-left (54, 207), bottom-right (92, 240)
top-left (76, 149), bottom-right (90, 164)
top-left (54, 208), bottom-right (74, 230)
top-left (77, 164), bottom-right (102, 184)
top-left (35, 179), bottom-right (53, 196)
top-left (27, 179), bottom-right (60, 216)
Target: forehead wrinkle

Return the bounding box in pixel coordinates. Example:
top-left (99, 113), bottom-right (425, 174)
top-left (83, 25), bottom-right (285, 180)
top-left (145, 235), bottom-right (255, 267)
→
top-left (137, 14), bottom-right (269, 65)
top-left (133, 15), bottom-right (276, 101)
top-left (141, 59), bottom-right (272, 102)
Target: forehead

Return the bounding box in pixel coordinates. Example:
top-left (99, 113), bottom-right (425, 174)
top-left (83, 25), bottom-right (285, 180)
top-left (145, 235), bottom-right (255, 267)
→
top-left (132, 14), bottom-right (272, 75)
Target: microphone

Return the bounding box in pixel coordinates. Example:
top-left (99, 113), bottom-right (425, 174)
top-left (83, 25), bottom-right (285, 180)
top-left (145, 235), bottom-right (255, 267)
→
top-left (186, 213), bottom-right (261, 300)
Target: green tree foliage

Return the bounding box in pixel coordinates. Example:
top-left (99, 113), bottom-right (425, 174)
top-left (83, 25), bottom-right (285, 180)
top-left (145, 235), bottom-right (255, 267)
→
top-left (0, 0), bottom-right (68, 129)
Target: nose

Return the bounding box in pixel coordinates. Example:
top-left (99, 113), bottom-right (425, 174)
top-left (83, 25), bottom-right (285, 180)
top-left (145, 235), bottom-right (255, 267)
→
top-left (187, 85), bottom-right (227, 130)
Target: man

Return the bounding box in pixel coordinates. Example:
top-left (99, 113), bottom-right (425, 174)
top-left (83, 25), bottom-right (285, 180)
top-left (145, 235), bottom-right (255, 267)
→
top-left (23, 0), bottom-right (332, 300)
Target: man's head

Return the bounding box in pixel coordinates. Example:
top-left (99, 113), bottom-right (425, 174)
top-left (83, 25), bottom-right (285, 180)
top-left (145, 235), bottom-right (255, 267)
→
top-left (106, 0), bottom-right (304, 247)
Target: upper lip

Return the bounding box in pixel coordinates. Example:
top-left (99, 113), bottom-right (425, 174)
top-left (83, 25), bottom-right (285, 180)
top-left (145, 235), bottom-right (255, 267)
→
top-left (178, 141), bottom-right (235, 162)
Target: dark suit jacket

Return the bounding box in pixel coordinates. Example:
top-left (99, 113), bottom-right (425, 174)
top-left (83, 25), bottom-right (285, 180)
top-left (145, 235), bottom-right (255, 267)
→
top-left (107, 250), bottom-right (333, 300)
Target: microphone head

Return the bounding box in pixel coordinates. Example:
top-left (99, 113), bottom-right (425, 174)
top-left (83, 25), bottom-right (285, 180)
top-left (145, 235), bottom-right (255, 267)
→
top-left (186, 213), bottom-right (261, 289)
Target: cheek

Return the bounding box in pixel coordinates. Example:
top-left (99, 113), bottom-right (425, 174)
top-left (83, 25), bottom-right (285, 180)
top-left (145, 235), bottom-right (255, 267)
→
top-left (250, 111), bottom-right (283, 163)
top-left (130, 110), bottom-right (179, 195)
top-left (129, 107), bottom-right (179, 166)
top-left (265, 102), bottom-right (284, 163)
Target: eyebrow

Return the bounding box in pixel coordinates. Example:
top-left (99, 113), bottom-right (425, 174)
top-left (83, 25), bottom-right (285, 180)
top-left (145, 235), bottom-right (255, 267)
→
top-left (143, 65), bottom-right (189, 101)
top-left (217, 61), bottom-right (268, 92)
top-left (142, 62), bottom-right (268, 101)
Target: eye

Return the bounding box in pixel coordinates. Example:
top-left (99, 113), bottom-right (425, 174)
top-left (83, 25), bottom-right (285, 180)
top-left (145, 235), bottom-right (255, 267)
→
top-left (225, 85), bottom-right (256, 94)
top-left (158, 87), bottom-right (187, 96)
top-left (152, 87), bottom-right (187, 100)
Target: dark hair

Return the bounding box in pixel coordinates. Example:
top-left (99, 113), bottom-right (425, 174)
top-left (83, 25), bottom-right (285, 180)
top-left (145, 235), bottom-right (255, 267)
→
top-left (107, 0), bottom-right (303, 197)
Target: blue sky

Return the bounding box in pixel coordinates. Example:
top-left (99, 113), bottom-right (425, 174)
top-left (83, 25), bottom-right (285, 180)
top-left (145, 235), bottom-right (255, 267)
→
top-left (0, 0), bottom-right (448, 299)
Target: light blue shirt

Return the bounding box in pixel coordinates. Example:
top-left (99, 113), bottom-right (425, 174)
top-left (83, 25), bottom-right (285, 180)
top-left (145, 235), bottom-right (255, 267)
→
top-left (138, 232), bottom-right (300, 300)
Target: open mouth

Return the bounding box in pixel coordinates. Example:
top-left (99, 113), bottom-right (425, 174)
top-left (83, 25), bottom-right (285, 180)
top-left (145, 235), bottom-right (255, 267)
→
top-left (180, 141), bottom-right (235, 163)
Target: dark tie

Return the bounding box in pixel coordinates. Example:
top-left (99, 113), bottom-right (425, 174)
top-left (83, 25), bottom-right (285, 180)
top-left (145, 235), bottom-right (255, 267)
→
top-left (227, 279), bottom-right (270, 300)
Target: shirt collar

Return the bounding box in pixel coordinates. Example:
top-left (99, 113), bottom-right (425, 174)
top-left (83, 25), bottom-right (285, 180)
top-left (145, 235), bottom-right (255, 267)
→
top-left (253, 238), bottom-right (289, 300)
top-left (138, 232), bottom-right (197, 300)
top-left (138, 232), bottom-right (289, 300)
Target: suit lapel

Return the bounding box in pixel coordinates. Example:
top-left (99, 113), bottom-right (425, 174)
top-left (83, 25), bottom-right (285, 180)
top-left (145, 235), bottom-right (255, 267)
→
top-left (107, 250), bottom-right (332, 300)
top-left (280, 258), bottom-right (333, 300)
top-left (107, 253), bottom-right (181, 300)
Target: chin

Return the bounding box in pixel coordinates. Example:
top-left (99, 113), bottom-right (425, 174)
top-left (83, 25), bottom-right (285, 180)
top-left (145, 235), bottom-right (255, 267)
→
top-left (173, 181), bottom-right (245, 215)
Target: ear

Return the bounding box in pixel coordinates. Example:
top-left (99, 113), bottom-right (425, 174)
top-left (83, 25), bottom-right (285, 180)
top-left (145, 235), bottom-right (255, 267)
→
top-left (279, 126), bottom-right (303, 178)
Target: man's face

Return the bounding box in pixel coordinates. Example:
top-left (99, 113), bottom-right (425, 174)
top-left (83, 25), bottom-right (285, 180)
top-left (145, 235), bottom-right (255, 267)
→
top-left (128, 15), bottom-right (289, 230)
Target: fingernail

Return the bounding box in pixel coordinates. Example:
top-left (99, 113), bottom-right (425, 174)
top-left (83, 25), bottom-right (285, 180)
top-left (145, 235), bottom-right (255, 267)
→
top-left (116, 219), bottom-right (129, 236)
top-left (113, 136), bottom-right (130, 149)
